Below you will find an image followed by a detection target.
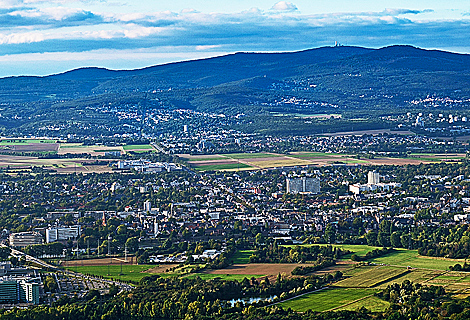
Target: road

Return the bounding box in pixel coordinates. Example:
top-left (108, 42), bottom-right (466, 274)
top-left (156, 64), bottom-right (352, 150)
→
top-left (2, 244), bottom-right (133, 291)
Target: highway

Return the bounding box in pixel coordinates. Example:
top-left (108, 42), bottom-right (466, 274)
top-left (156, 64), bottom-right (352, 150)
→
top-left (2, 244), bottom-right (133, 291)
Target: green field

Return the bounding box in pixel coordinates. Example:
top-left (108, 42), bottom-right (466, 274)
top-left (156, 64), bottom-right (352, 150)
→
top-left (123, 144), bottom-right (153, 150)
top-left (295, 245), bottom-right (463, 270)
top-left (289, 152), bottom-right (340, 158)
top-left (368, 248), bottom-right (464, 270)
top-left (232, 250), bottom-right (255, 264)
top-left (223, 153), bottom-right (281, 159)
top-left (336, 295), bottom-right (390, 312)
top-left (193, 163), bottom-right (253, 171)
top-left (187, 157), bottom-right (226, 161)
top-left (335, 266), bottom-right (407, 288)
top-left (279, 288), bottom-right (378, 312)
top-left (65, 264), bottom-right (154, 282)
top-left (285, 244), bottom-right (382, 258)
top-left (183, 273), bottom-right (265, 281)
top-left (0, 139), bottom-right (56, 145)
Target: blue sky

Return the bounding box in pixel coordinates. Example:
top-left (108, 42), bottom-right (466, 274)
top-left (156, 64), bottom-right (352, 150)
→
top-left (0, 0), bottom-right (469, 77)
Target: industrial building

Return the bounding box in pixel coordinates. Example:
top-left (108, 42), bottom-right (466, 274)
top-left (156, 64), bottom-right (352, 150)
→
top-left (45, 226), bottom-right (81, 243)
top-left (9, 232), bottom-right (43, 248)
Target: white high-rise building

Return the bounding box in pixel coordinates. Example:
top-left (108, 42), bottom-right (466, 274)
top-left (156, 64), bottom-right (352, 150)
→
top-left (144, 200), bottom-right (152, 212)
top-left (286, 177), bottom-right (320, 194)
top-left (368, 171), bottom-right (380, 184)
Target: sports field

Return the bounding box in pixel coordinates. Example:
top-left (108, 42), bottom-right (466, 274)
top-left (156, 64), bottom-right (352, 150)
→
top-left (65, 264), bottom-right (155, 282)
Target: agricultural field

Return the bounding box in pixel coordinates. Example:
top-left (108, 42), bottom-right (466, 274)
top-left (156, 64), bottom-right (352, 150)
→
top-left (291, 245), bottom-right (466, 270)
top-left (368, 248), bottom-right (466, 270)
top-left (183, 273), bottom-right (266, 281)
top-left (0, 154), bottom-right (114, 173)
top-left (58, 143), bottom-right (124, 156)
top-left (179, 150), bottom-right (460, 172)
top-left (204, 263), bottom-right (310, 279)
top-left (335, 266), bottom-right (407, 288)
top-left (193, 163), bottom-right (253, 172)
top-left (0, 138), bottom-right (59, 153)
top-left (336, 295), bottom-right (390, 312)
top-left (122, 144), bottom-right (154, 153)
top-left (279, 288), bottom-right (378, 312)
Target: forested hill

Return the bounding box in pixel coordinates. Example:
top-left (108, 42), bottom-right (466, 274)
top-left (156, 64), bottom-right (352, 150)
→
top-left (2, 45), bottom-right (470, 136)
top-left (2, 45), bottom-right (470, 103)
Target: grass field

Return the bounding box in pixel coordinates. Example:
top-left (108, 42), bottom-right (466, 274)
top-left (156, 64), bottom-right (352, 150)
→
top-left (295, 245), bottom-right (464, 270)
top-left (65, 264), bottom-right (154, 282)
top-left (279, 288), bottom-right (378, 312)
top-left (183, 273), bottom-right (265, 281)
top-left (336, 295), bottom-right (390, 312)
top-left (368, 249), bottom-right (464, 270)
top-left (193, 163), bottom-right (253, 171)
top-left (232, 250), bottom-right (255, 264)
top-left (0, 139), bottom-right (56, 145)
top-left (284, 244), bottom-right (382, 259)
top-left (335, 266), bottom-right (407, 288)
top-left (123, 144), bottom-right (153, 150)
top-left (223, 153), bottom-right (281, 159)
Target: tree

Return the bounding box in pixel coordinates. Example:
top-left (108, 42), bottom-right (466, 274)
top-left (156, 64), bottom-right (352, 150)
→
top-left (125, 237), bottom-right (139, 253)
top-left (366, 231), bottom-right (378, 246)
top-left (44, 275), bottom-right (58, 293)
top-left (390, 231), bottom-right (401, 248)
top-left (324, 224), bottom-right (336, 244)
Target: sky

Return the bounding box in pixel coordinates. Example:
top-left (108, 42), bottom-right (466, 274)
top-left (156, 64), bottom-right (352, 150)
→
top-left (0, 0), bottom-right (469, 77)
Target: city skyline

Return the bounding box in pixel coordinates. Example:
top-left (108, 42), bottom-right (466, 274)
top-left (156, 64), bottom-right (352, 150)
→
top-left (0, 0), bottom-right (469, 77)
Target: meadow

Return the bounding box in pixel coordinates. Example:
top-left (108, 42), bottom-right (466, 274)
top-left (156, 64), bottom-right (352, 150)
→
top-left (193, 163), bottom-right (253, 171)
top-left (335, 266), bottom-right (407, 288)
top-left (183, 273), bottom-right (265, 281)
top-left (232, 250), bottom-right (255, 264)
top-left (279, 288), bottom-right (378, 312)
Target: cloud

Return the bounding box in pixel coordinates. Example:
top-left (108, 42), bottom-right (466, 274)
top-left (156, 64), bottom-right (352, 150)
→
top-left (271, 1), bottom-right (297, 12)
top-left (0, 4), bottom-right (468, 76)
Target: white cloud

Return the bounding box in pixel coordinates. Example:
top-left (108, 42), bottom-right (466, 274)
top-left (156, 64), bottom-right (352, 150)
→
top-left (195, 45), bottom-right (221, 51)
top-left (271, 1), bottom-right (298, 12)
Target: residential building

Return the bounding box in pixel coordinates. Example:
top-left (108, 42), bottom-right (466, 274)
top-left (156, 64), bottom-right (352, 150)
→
top-left (286, 177), bottom-right (320, 194)
top-left (368, 171), bottom-right (380, 184)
